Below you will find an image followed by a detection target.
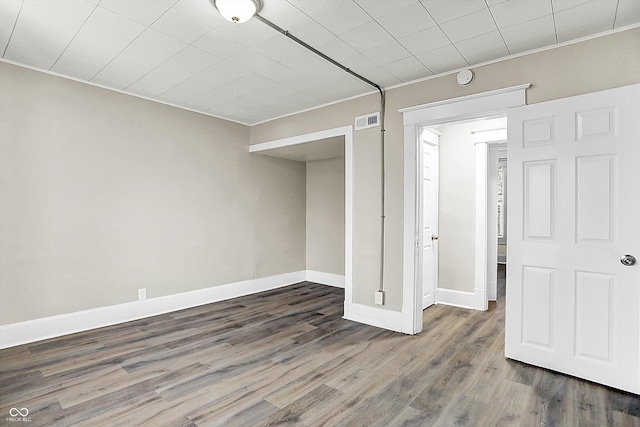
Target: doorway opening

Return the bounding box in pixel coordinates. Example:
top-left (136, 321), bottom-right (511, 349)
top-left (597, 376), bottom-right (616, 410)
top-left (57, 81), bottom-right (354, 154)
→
top-left (400, 84), bottom-right (529, 335)
top-left (487, 145), bottom-right (507, 303)
top-left (417, 118), bottom-right (507, 314)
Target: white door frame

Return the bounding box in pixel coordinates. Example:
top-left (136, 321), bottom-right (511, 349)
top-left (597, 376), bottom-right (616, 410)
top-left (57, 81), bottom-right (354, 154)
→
top-left (399, 84), bottom-right (530, 334)
top-left (486, 142), bottom-right (507, 301)
top-left (249, 125), bottom-right (354, 308)
top-left (474, 131), bottom-right (507, 304)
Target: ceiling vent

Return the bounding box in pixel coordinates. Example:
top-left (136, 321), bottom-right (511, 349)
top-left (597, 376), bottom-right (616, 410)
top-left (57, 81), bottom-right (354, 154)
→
top-left (355, 112), bottom-right (380, 131)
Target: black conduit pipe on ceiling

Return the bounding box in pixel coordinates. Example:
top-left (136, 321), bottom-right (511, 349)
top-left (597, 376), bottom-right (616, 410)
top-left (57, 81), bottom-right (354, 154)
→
top-left (255, 14), bottom-right (388, 293)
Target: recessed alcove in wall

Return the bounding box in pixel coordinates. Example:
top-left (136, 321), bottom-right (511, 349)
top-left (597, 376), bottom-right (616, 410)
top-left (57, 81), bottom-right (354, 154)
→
top-left (249, 127), bottom-right (353, 302)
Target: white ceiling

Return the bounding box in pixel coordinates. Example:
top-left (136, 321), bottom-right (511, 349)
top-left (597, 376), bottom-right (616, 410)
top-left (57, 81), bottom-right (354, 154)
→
top-left (2, 0), bottom-right (638, 125)
top-left (254, 135), bottom-right (345, 162)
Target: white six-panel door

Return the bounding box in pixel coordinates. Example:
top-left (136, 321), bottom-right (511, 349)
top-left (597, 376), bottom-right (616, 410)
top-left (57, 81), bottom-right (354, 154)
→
top-left (506, 84), bottom-right (640, 393)
top-left (420, 129), bottom-right (439, 310)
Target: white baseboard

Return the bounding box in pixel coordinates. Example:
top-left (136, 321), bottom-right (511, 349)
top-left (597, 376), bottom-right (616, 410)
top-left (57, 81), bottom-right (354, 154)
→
top-left (435, 288), bottom-right (475, 309)
top-left (487, 281), bottom-right (497, 301)
top-left (0, 271), bottom-right (307, 349)
top-left (252, 271), bottom-right (307, 293)
top-left (343, 302), bottom-right (402, 332)
top-left (305, 270), bottom-right (345, 288)
top-left (473, 287), bottom-right (487, 311)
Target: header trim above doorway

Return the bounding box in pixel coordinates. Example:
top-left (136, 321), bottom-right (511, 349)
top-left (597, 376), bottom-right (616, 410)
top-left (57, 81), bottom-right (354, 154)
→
top-left (400, 84), bottom-right (531, 127)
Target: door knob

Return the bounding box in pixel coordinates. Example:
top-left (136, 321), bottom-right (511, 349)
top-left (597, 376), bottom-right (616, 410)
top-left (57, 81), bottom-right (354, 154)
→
top-left (431, 235), bottom-right (438, 240)
top-left (620, 255), bottom-right (637, 266)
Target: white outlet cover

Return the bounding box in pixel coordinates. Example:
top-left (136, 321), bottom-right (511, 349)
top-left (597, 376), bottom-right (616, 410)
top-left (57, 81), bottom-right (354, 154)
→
top-left (374, 290), bottom-right (384, 305)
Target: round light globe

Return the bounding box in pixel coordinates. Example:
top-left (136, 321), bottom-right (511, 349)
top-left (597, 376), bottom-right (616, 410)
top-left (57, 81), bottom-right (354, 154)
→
top-left (213, 0), bottom-right (262, 23)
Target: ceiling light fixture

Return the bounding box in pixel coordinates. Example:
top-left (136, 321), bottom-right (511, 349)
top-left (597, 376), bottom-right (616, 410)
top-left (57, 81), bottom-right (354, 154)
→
top-left (212, 0), bottom-right (262, 23)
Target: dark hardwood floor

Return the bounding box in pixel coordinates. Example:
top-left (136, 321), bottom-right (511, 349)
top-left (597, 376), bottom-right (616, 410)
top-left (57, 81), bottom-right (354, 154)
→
top-left (2, 268), bottom-right (640, 426)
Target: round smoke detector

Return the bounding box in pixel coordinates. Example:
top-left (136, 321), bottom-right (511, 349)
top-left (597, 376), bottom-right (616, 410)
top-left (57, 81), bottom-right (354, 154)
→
top-left (456, 69), bottom-right (474, 86)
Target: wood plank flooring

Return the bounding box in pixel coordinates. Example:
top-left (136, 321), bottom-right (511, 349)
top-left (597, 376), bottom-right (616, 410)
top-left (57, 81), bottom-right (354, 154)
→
top-left (2, 269), bottom-right (640, 426)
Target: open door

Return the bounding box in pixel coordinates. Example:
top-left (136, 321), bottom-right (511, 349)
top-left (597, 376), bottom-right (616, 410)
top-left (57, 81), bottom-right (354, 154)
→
top-left (419, 128), bottom-right (439, 310)
top-left (506, 83), bottom-right (640, 393)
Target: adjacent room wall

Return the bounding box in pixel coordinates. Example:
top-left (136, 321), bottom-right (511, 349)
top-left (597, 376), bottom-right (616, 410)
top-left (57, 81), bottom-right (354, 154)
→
top-left (306, 157), bottom-right (345, 275)
top-left (250, 28), bottom-right (640, 312)
top-left (437, 123), bottom-right (476, 293)
top-left (0, 61), bottom-right (306, 325)
top-left (498, 244), bottom-right (507, 263)
top-left (437, 118), bottom-right (505, 294)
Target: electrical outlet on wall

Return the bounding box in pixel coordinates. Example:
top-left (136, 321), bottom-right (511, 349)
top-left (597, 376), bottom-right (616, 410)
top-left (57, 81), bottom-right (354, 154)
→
top-left (375, 290), bottom-right (384, 305)
top-left (138, 288), bottom-right (146, 301)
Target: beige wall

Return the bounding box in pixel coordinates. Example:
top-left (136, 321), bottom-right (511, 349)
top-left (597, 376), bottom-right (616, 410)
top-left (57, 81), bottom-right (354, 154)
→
top-left (0, 62), bottom-right (306, 325)
top-left (250, 28), bottom-right (640, 311)
top-left (306, 157), bottom-right (345, 275)
top-left (3, 28), bottom-right (638, 325)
